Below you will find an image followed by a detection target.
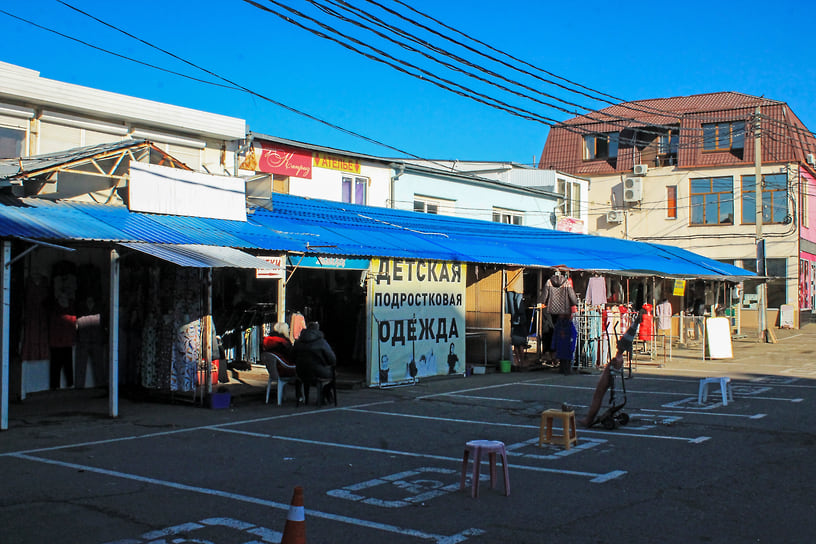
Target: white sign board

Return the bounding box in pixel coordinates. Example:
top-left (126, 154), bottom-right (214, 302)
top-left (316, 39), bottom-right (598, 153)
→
top-left (369, 258), bottom-right (466, 386)
top-left (255, 256), bottom-right (286, 279)
top-left (129, 162), bottom-right (247, 221)
top-left (705, 317), bottom-right (733, 359)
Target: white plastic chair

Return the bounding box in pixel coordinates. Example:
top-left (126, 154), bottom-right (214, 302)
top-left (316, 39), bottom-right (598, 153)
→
top-left (262, 352), bottom-right (301, 406)
top-left (698, 376), bottom-right (733, 406)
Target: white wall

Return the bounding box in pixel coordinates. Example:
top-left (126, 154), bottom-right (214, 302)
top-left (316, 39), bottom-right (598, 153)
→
top-left (393, 171), bottom-right (559, 230)
top-left (288, 161), bottom-right (392, 207)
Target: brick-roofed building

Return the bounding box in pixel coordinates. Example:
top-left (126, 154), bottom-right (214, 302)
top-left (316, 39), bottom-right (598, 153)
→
top-left (539, 91), bottom-right (816, 330)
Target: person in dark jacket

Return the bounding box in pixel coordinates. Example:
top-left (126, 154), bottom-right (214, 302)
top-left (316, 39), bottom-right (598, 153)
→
top-left (293, 321), bottom-right (337, 402)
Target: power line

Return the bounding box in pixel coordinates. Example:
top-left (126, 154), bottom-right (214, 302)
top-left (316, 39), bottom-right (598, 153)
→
top-left (0, 8), bottom-right (237, 90)
top-left (313, 0), bottom-right (686, 132)
top-left (49, 1), bottom-right (434, 162)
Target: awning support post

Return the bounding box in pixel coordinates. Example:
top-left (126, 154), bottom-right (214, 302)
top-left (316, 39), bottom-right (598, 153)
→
top-left (1, 241), bottom-right (10, 431)
top-left (109, 249), bottom-right (120, 418)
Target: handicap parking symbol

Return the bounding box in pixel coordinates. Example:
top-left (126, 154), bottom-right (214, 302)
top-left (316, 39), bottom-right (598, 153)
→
top-left (327, 467), bottom-right (463, 508)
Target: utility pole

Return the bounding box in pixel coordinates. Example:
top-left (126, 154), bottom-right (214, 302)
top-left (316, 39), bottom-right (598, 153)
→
top-left (754, 105), bottom-right (767, 342)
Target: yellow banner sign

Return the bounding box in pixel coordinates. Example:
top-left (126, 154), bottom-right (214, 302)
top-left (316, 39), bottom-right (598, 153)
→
top-left (673, 279), bottom-right (686, 296)
top-left (313, 152), bottom-right (362, 174)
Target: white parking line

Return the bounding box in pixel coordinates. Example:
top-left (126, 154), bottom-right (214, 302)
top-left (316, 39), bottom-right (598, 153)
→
top-left (639, 407), bottom-right (767, 419)
top-left (444, 394), bottom-right (524, 402)
top-left (11, 452), bottom-right (483, 544)
top-left (518, 382), bottom-right (693, 397)
top-left (210, 428), bottom-right (624, 482)
top-left (344, 407), bottom-right (710, 443)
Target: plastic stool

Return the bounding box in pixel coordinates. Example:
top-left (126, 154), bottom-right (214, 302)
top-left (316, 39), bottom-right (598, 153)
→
top-left (460, 440), bottom-right (510, 498)
top-left (539, 409), bottom-right (578, 450)
top-left (698, 377), bottom-right (733, 406)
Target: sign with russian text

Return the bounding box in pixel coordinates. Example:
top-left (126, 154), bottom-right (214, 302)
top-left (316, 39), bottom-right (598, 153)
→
top-left (313, 152), bottom-right (362, 174)
top-left (239, 142), bottom-right (312, 178)
top-left (287, 255), bottom-right (370, 270)
top-left (255, 255), bottom-right (286, 279)
top-left (369, 258), bottom-right (466, 386)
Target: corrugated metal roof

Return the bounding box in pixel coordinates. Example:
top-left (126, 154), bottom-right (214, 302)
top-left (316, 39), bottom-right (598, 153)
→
top-left (0, 140), bottom-right (148, 179)
top-left (0, 193), bottom-right (752, 279)
top-left (121, 243), bottom-right (283, 269)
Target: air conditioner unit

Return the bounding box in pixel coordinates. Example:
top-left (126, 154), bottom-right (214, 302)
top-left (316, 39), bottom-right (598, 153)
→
top-left (633, 164), bottom-right (648, 175)
top-left (807, 153), bottom-right (816, 166)
top-left (623, 177), bottom-right (643, 202)
top-left (607, 210), bottom-right (624, 223)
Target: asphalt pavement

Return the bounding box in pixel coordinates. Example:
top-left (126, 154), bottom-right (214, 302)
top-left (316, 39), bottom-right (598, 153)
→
top-left (2, 325), bottom-right (815, 543)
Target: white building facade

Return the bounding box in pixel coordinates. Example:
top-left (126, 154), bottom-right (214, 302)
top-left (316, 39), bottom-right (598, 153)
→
top-left (0, 61), bottom-right (246, 175)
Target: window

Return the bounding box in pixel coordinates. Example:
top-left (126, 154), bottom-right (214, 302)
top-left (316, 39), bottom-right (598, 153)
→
top-left (492, 207), bottom-right (523, 225)
top-left (743, 258), bottom-right (787, 309)
top-left (702, 121), bottom-right (745, 151)
top-left (583, 132), bottom-right (618, 160)
top-left (741, 173), bottom-right (788, 224)
top-left (414, 199), bottom-right (438, 214)
top-left (0, 127), bottom-right (25, 159)
top-left (802, 179), bottom-right (809, 229)
top-left (666, 186), bottom-right (677, 219)
top-left (414, 195), bottom-right (454, 216)
top-left (342, 176), bottom-right (367, 205)
top-left (690, 176), bottom-right (733, 225)
top-left (658, 130), bottom-right (679, 155)
top-left (557, 178), bottom-right (581, 217)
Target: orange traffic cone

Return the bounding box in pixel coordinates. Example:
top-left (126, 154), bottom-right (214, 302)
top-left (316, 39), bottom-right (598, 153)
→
top-left (281, 486), bottom-right (306, 544)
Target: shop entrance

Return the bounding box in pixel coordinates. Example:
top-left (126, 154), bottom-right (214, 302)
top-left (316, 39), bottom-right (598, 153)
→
top-left (285, 267), bottom-right (367, 376)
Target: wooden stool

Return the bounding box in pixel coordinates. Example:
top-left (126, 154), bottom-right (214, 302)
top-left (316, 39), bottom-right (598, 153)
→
top-left (539, 409), bottom-right (578, 449)
top-left (460, 440), bottom-right (510, 498)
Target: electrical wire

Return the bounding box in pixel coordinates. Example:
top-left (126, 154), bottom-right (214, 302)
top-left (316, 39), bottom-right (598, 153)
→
top-left (52, 1), bottom-right (435, 161)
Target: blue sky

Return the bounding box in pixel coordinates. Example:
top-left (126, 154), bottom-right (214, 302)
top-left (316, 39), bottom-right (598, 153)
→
top-left (2, 0), bottom-right (814, 165)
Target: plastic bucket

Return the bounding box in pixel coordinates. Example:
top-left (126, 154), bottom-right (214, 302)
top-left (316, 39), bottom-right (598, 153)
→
top-left (499, 360), bottom-right (512, 373)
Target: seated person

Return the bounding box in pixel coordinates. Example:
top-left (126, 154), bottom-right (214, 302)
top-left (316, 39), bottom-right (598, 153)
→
top-left (293, 321), bottom-right (337, 403)
top-left (263, 322), bottom-right (296, 378)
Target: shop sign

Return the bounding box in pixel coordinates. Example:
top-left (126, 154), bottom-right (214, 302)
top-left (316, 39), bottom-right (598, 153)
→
top-left (239, 142), bottom-right (312, 178)
top-left (369, 258), bottom-right (467, 386)
top-left (255, 255), bottom-right (286, 279)
top-left (287, 255), bottom-right (370, 270)
top-left (556, 216), bottom-right (585, 233)
top-left (672, 279), bottom-right (686, 296)
top-left (313, 152), bottom-right (362, 174)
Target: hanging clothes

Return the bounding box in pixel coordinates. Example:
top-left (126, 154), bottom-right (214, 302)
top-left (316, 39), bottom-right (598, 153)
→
top-left (638, 303), bottom-right (654, 341)
top-left (290, 312), bottom-right (306, 340)
top-left (656, 300), bottom-right (673, 331)
top-left (585, 275), bottom-right (608, 306)
top-left (21, 275), bottom-right (50, 361)
top-left (541, 274), bottom-right (578, 316)
top-left (551, 316), bottom-right (578, 362)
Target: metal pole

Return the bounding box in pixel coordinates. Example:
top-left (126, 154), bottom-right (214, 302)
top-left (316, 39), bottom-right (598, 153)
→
top-left (1, 242), bottom-right (10, 431)
top-left (109, 249), bottom-right (120, 418)
top-left (754, 106), bottom-right (767, 342)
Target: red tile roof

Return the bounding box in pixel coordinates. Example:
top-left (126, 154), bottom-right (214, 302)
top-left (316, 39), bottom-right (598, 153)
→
top-left (539, 92), bottom-right (816, 175)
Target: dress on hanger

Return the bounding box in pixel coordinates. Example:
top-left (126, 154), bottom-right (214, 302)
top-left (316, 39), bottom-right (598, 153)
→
top-left (290, 312), bottom-right (306, 341)
top-left (656, 300), bottom-right (673, 331)
top-left (585, 276), bottom-right (608, 306)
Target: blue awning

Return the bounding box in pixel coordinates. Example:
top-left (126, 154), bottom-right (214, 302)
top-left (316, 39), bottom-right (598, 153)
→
top-left (120, 243), bottom-right (284, 270)
top-left (0, 194), bottom-right (754, 279)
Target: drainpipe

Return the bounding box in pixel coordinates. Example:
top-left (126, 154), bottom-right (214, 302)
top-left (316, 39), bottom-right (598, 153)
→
top-left (390, 163), bottom-right (405, 208)
top-left (235, 134), bottom-right (253, 177)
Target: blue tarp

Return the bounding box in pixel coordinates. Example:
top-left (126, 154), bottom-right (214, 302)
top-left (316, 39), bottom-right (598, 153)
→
top-left (0, 193), bottom-right (753, 279)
